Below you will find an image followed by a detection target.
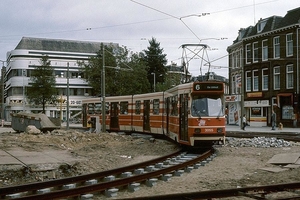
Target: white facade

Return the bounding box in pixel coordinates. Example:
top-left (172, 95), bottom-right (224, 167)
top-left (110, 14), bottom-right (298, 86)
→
top-left (4, 37), bottom-right (114, 122)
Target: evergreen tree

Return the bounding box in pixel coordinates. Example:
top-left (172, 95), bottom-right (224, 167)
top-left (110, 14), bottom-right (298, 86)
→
top-left (143, 37), bottom-right (167, 92)
top-left (27, 56), bottom-right (57, 113)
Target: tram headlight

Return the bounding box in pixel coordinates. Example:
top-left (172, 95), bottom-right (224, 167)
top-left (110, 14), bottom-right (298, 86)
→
top-left (194, 128), bottom-right (201, 133)
top-left (217, 128), bottom-right (223, 133)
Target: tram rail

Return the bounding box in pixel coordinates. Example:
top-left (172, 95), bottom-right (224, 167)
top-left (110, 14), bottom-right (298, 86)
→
top-left (124, 182), bottom-right (300, 200)
top-left (0, 148), bottom-right (214, 199)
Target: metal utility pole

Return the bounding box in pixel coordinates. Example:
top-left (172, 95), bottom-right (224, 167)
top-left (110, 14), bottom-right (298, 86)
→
top-left (102, 46), bottom-right (106, 133)
top-left (23, 69), bottom-right (26, 112)
top-left (66, 62), bottom-right (69, 130)
top-left (240, 55), bottom-right (245, 129)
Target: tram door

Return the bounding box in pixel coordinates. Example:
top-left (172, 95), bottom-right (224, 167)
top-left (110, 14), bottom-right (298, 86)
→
top-left (179, 93), bottom-right (189, 142)
top-left (143, 100), bottom-right (151, 132)
top-left (82, 103), bottom-right (87, 127)
top-left (165, 97), bottom-right (170, 135)
top-left (110, 102), bottom-right (119, 131)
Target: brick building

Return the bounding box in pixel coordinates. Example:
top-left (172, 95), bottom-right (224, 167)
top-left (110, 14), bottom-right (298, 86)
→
top-left (227, 7), bottom-right (300, 127)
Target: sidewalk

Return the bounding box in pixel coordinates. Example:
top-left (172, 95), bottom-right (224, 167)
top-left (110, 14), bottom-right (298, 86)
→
top-left (226, 124), bottom-right (300, 135)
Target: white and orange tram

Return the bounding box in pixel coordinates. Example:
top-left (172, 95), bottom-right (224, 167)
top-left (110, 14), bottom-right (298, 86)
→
top-left (82, 81), bottom-right (226, 146)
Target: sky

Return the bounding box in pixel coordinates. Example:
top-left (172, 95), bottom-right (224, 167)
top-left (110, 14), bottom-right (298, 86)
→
top-left (0, 0), bottom-right (299, 78)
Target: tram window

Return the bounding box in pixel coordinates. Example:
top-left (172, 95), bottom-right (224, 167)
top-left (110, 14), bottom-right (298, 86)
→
top-left (192, 99), bottom-right (207, 116)
top-left (135, 100), bottom-right (141, 114)
top-left (164, 98), bottom-right (167, 114)
top-left (168, 98), bottom-right (172, 115)
top-left (95, 103), bottom-right (101, 114)
top-left (120, 101), bottom-right (128, 114)
top-left (105, 102), bottom-right (110, 114)
top-left (207, 98), bottom-right (223, 116)
top-left (153, 99), bottom-right (160, 115)
top-left (171, 96), bottom-right (178, 116)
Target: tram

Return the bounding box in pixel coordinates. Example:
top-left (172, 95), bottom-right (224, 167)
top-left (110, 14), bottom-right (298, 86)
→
top-left (82, 81), bottom-right (225, 146)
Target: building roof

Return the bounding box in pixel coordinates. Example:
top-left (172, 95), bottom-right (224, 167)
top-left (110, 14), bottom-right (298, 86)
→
top-left (277, 7), bottom-right (300, 28)
top-left (231, 7), bottom-right (300, 44)
top-left (15, 37), bottom-right (116, 54)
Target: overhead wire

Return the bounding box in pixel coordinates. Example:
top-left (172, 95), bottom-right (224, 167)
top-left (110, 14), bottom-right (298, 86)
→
top-left (0, 0), bottom-right (280, 42)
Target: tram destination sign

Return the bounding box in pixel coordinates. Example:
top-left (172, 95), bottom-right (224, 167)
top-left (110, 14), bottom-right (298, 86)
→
top-left (193, 82), bottom-right (223, 91)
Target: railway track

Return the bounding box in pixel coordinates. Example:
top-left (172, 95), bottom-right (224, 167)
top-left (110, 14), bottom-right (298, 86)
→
top-left (0, 148), bottom-right (214, 199)
top-left (1, 130), bottom-right (300, 199)
top-left (124, 182), bottom-right (300, 199)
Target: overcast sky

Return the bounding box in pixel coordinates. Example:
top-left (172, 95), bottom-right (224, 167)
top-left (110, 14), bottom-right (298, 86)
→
top-left (0, 0), bottom-right (299, 78)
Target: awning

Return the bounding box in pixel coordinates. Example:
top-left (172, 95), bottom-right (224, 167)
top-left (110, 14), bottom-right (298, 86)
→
top-left (277, 93), bottom-right (293, 108)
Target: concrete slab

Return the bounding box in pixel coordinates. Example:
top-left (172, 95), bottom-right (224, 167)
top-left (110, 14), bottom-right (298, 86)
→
top-left (267, 153), bottom-right (300, 165)
top-left (259, 167), bottom-right (289, 172)
top-left (0, 150), bottom-right (21, 164)
top-left (284, 164), bottom-right (300, 169)
top-left (0, 148), bottom-right (82, 165)
top-left (0, 156), bottom-right (21, 165)
top-left (295, 158), bottom-right (300, 165)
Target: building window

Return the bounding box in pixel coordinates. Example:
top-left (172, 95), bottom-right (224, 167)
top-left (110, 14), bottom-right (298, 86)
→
top-left (238, 48), bottom-right (242, 68)
top-left (253, 42), bottom-right (258, 62)
top-left (262, 39), bottom-right (268, 61)
top-left (12, 87), bottom-right (23, 95)
top-left (274, 66), bottom-right (280, 90)
top-left (231, 74), bottom-right (241, 94)
top-left (286, 33), bottom-right (293, 56)
top-left (257, 19), bottom-right (267, 33)
top-left (252, 70), bottom-right (259, 91)
top-left (246, 44), bottom-right (251, 64)
top-left (234, 51), bottom-right (238, 68)
top-left (236, 74), bottom-right (241, 94)
top-left (282, 105), bottom-right (294, 119)
top-left (55, 70), bottom-right (65, 77)
top-left (251, 107), bottom-right (261, 117)
top-left (231, 75), bottom-right (236, 94)
top-left (262, 68), bottom-right (268, 90)
top-left (231, 53), bottom-right (235, 69)
top-left (246, 71), bottom-right (251, 91)
top-left (273, 36), bottom-right (280, 58)
top-left (235, 50), bottom-right (239, 68)
top-left (286, 64), bottom-right (293, 89)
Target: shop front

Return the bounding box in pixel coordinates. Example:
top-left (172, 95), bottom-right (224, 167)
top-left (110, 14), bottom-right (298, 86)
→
top-left (225, 95), bottom-right (241, 126)
top-left (244, 100), bottom-right (270, 127)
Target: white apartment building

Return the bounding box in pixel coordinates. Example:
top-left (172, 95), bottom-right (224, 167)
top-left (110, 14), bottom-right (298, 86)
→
top-left (4, 37), bottom-right (116, 122)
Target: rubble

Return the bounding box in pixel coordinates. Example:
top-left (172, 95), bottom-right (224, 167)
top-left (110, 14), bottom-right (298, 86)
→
top-left (0, 129), bottom-right (178, 187)
top-left (226, 137), bottom-right (292, 148)
top-left (25, 125), bottom-right (41, 135)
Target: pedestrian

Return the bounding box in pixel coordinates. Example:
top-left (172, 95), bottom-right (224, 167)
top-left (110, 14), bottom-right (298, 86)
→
top-left (242, 114), bottom-right (246, 130)
top-left (271, 110), bottom-right (276, 130)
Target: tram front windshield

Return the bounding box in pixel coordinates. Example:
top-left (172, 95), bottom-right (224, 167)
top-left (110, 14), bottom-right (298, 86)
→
top-left (191, 95), bottom-right (223, 117)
